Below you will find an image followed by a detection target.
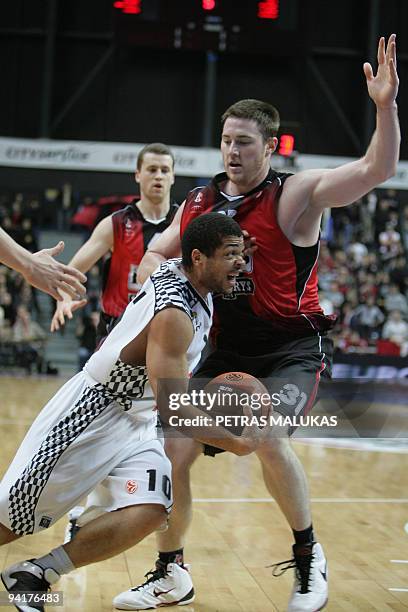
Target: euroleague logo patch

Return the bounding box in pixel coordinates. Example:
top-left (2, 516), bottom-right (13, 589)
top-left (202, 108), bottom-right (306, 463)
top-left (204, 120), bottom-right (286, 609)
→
top-left (126, 479), bottom-right (138, 494)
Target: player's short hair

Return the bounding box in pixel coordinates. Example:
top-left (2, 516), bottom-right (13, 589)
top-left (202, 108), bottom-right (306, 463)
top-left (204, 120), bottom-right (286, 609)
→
top-left (137, 143), bottom-right (175, 170)
top-left (221, 99), bottom-right (280, 140)
top-left (182, 212), bottom-right (243, 269)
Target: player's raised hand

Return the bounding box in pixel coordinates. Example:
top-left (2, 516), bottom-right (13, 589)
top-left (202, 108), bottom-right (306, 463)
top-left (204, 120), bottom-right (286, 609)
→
top-left (363, 34), bottom-right (399, 109)
top-left (50, 290), bottom-right (88, 332)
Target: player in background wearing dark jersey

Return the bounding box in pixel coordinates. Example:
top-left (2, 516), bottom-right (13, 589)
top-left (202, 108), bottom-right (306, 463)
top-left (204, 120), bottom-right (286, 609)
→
top-left (113, 35), bottom-right (400, 612)
top-left (50, 142), bottom-right (178, 340)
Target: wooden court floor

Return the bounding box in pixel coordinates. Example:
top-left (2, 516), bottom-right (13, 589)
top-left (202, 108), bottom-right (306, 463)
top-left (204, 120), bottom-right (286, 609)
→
top-left (0, 376), bottom-right (407, 611)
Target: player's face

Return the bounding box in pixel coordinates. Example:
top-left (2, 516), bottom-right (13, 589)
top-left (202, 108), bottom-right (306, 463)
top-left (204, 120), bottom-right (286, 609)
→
top-left (136, 153), bottom-right (175, 203)
top-left (201, 235), bottom-right (245, 294)
top-left (221, 117), bottom-right (277, 195)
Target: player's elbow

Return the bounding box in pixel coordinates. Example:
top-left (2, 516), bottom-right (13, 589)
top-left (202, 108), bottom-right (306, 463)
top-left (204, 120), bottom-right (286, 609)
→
top-left (377, 166), bottom-right (397, 185)
top-left (363, 160), bottom-right (397, 189)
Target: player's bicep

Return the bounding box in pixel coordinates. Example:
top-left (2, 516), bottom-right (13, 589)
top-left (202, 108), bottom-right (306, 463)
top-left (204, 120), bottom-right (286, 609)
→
top-left (283, 159), bottom-right (372, 216)
top-left (146, 306), bottom-right (193, 398)
top-left (310, 159), bottom-right (374, 209)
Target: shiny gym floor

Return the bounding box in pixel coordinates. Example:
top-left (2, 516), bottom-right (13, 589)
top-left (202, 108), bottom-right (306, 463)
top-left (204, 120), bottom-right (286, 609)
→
top-left (0, 376), bottom-right (407, 611)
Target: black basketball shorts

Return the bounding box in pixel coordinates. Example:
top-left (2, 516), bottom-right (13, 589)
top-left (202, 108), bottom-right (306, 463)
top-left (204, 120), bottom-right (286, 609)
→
top-left (191, 334), bottom-right (333, 456)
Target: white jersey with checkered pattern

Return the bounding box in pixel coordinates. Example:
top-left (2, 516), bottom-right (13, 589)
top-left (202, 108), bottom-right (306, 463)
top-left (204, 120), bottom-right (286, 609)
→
top-left (84, 258), bottom-right (213, 410)
top-left (0, 259), bottom-right (211, 536)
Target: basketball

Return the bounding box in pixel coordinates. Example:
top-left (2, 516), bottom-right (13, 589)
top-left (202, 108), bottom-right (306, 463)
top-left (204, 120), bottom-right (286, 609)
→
top-left (203, 371), bottom-right (272, 436)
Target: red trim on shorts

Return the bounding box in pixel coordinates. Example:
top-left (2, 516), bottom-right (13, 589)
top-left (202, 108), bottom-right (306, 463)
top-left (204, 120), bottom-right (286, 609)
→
top-left (303, 357), bottom-right (326, 418)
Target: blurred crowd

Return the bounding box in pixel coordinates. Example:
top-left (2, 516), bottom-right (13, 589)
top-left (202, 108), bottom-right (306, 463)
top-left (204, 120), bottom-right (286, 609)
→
top-left (320, 188), bottom-right (408, 356)
top-left (0, 185), bottom-right (407, 373)
top-left (0, 186), bottom-right (127, 372)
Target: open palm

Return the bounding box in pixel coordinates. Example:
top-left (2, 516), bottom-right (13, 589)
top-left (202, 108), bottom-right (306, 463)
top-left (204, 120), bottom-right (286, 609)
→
top-left (363, 34), bottom-right (399, 109)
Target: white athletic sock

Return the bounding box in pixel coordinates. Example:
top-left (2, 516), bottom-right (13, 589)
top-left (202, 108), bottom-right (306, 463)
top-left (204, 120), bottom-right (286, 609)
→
top-left (35, 546), bottom-right (76, 576)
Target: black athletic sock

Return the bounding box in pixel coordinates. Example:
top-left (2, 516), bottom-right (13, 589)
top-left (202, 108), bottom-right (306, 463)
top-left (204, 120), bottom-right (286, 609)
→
top-left (158, 548), bottom-right (184, 566)
top-left (292, 525), bottom-right (315, 550)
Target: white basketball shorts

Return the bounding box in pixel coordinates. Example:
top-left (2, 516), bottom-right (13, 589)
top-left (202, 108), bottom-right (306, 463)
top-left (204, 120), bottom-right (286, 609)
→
top-left (0, 372), bottom-right (172, 535)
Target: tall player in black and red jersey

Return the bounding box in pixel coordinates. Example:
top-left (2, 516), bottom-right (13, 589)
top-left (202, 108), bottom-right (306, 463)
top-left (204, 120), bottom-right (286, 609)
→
top-left (50, 142), bottom-right (178, 340)
top-left (112, 35), bottom-right (400, 612)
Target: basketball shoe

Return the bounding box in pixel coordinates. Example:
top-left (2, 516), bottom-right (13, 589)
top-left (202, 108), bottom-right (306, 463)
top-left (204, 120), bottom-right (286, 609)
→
top-left (270, 542), bottom-right (328, 611)
top-left (1, 559), bottom-right (60, 612)
top-left (113, 560), bottom-right (194, 610)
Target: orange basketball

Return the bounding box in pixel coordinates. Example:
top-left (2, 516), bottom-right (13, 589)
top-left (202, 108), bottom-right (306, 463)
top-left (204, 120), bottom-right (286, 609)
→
top-left (203, 371), bottom-right (272, 435)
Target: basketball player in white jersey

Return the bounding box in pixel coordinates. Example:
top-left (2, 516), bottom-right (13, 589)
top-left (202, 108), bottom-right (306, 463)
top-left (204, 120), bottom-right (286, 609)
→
top-left (0, 213), bottom-right (259, 611)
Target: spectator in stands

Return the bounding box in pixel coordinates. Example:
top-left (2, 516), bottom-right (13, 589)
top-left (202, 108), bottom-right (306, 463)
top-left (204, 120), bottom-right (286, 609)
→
top-left (12, 305), bottom-right (47, 373)
top-left (351, 295), bottom-right (385, 340)
top-left (375, 192), bottom-right (398, 240)
top-left (384, 284), bottom-right (408, 315)
top-left (20, 218), bottom-right (38, 253)
top-left (347, 233), bottom-right (368, 266)
top-left (319, 243), bottom-right (335, 269)
top-left (361, 190), bottom-right (377, 244)
top-left (379, 222), bottom-right (402, 261)
top-left (389, 256), bottom-right (408, 294)
top-left (340, 301), bottom-right (360, 332)
top-left (328, 281), bottom-right (345, 310)
top-left (357, 271), bottom-right (377, 302)
top-left (382, 310), bottom-right (408, 356)
top-left (316, 261), bottom-right (336, 292)
top-left (335, 266), bottom-right (351, 296)
top-left (337, 330), bottom-right (369, 353)
top-left (363, 252), bottom-right (379, 275)
top-left (12, 305), bottom-right (46, 344)
top-left (0, 287), bottom-right (15, 326)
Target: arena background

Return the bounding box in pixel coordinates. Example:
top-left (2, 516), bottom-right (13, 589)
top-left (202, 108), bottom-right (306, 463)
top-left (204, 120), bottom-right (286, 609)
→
top-left (0, 2), bottom-right (407, 610)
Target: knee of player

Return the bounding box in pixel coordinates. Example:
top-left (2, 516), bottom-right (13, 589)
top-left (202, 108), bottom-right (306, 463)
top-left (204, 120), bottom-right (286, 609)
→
top-left (123, 503), bottom-right (168, 533)
top-left (257, 433), bottom-right (291, 459)
top-left (149, 505), bottom-right (169, 531)
top-left (164, 440), bottom-right (201, 472)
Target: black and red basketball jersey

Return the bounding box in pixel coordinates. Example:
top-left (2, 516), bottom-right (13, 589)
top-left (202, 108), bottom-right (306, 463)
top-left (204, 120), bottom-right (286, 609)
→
top-left (180, 170), bottom-right (336, 354)
top-left (101, 201), bottom-right (179, 318)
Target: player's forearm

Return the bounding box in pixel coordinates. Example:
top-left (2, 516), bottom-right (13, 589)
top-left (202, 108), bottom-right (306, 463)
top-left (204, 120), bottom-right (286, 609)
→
top-left (364, 105), bottom-right (400, 183)
top-left (0, 228), bottom-right (34, 274)
top-left (137, 251), bottom-right (166, 284)
top-left (68, 248), bottom-right (98, 274)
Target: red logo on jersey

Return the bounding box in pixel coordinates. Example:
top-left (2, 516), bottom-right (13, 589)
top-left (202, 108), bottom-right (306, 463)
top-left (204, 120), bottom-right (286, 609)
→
top-left (126, 479), bottom-right (138, 494)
